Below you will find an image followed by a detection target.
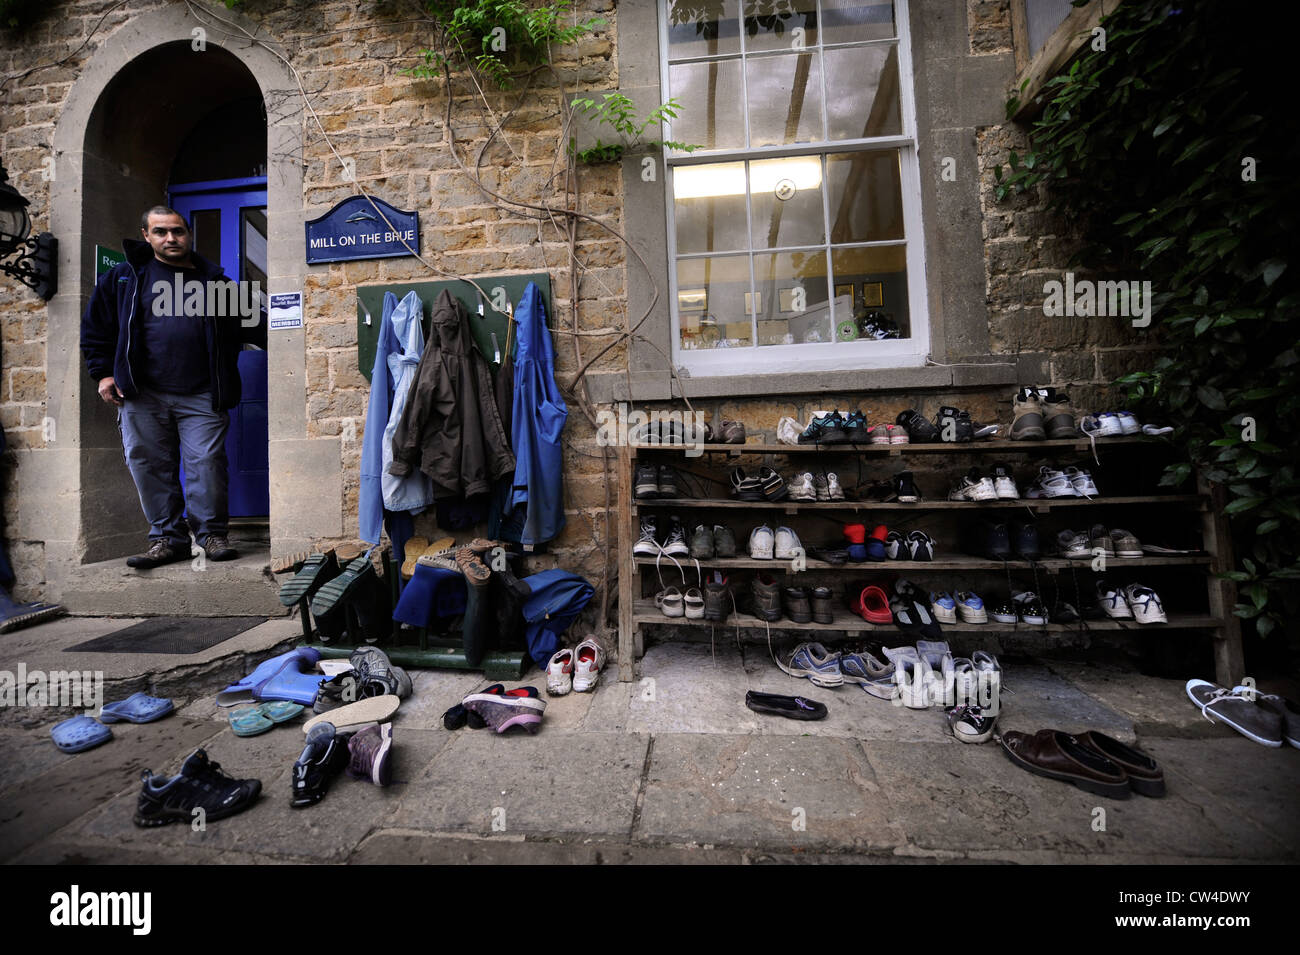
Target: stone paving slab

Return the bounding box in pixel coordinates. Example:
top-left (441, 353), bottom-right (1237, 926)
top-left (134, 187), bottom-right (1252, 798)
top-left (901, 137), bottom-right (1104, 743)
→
top-left (0, 716), bottom-right (221, 862)
top-left (1041, 659), bottom-right (1225, 738)
top-left (67, 727), bottom-right (451, 863)
top-left (388, 730), bottom-right (648, 838)
top-left (348, 831), bottom-right (753, 865)
top-left (637, 734), bottom-right (904, 851)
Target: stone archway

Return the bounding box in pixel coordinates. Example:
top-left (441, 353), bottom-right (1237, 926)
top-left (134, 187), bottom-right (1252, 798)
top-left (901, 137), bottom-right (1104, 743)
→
top-left (40, 4), bottom-right (315, 607)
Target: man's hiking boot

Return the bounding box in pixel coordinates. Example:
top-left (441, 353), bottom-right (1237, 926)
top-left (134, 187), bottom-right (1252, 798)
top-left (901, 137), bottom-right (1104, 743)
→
top-left (203, 535), bottom-right (238, 561)
top-left (125, 539), bottom-right (188, 569)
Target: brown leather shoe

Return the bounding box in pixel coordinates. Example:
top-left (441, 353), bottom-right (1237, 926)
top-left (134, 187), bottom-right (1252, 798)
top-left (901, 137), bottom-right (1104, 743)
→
top-left (999, 729), bottom-right (1131, 799)
top-left (1075, 731), bottom-right (1166, 797)
top-left (203, 535), bottom-right (238, 561)
top-left (125, 540), bottom-right (188, 569)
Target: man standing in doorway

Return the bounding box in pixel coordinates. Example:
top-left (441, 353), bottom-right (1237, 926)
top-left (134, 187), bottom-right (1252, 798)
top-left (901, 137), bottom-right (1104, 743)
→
top-left (81, 206), bottom-right (264, 568)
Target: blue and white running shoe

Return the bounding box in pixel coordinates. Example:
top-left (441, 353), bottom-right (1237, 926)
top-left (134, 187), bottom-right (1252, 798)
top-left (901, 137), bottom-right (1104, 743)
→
top-left (776, 642), bottom-right (843, 688)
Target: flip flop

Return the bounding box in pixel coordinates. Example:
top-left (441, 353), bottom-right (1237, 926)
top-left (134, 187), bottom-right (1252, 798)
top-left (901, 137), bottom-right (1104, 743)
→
top-left (99, 692), bottom-right (174, 724)
top-left (230, 706), bottom-right (274, 737)
top-left (259, 700), bottom-right (305, 722)
top-left (216, 647), bottom-right (322, 707)
top-left (51, 715), bottom-right (112, 753)
top-left (302, 695), bottom-right (399, 734)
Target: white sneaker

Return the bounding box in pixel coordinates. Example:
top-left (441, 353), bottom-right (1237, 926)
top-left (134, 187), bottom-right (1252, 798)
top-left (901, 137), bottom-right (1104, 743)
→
top-left (1096, 581), bottom-right (1133, 619)
top-left (1117, 411), bottom-right (1141, 434)
top-left (1065, 466), bottom-right (1099, 497)
top-left (1123, 584), bottom-right (1166, 624)
top-left (546, 648), bottom-right (573, 695)
top-left (773, 526), bottom-right (802, 560)
top-left (1026, 466), bottom-right (1078, 498)
top-left (991, 464), bottom-right (1019, 499)
top-left (572, 638), bottom-right (606, 692)
top-left (825, 472), bottom-right (845, 501)
top-left (749, 524), bottom-right (775, 559)
top-left (788, 472), bottom-right (817, 501)
top-left (1095, 412), bottom-right (1126, 436)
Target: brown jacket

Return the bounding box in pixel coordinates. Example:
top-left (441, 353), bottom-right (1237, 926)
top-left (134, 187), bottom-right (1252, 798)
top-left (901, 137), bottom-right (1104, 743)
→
top-left (388, 290), bottom-right (515, 498)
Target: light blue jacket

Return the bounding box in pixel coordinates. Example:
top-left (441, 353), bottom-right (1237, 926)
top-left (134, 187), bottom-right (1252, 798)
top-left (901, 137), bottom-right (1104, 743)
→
top-left (382, 291), bottom-right (434, 515)
top-left (508, 282), bottom-right (567, 545)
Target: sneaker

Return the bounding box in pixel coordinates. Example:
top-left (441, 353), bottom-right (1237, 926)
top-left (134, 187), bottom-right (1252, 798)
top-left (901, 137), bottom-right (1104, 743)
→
top-left (991, 464), bottom-right (1019, 499)
top-left (203, 535), bottom-right (238, 561)
top-left (989, 598), bottom-right (1019, 624)
top-left (1096, 580), bottom-right (1132, 619)
top-left (1186, 679), bottom-right (1284, 748)
top-left (884, 530), bottom-right (907, 560)
top-left (958, 467), bottom-right (997, 502)
top-left (134, 749), bottom-right (262, 827)
top-left (894, 470), bottom-right (919, 503)
top-left (799, 412), bottom-right (848, 445)
top-left (546, 648), bottom-right (574, 695)
top-left (462, 689), bottom-right (546, 734)
top-left (729, 467), bottom-right (765, 502)
top-left (868, 423), bottom-right (893, 445)
top-left (657, 465), bottom-right (680, 499)
top-left (720, 419), bottom-right (747, 444)
top-left (840, 649), bottom-right (899, 700)
top-left (907, 531), bottom-right (935, 561)
top-left (1111, 528), bottom-right (1143, 558)
top-left (572, 638), bottom-right (605, 692)
top-left (1013, 591), bottom-right (1048, 625)
top-left (774, 526), bottom-right (802, 560)
top-left (125, 539), bottom-right (188, 570)
top-left (1012, 521), bottom-right (1040, 560)
top-left (634, 464), bottom-right (659, 500)
top-left (350, 646), bottom-right (413, 699)
top-left (749, 524), bottom-right (775, 559)
top-left (1010, 387), bottom-right (1046, 441)
top-left (777, 642), bottom-right (844, 688)
top-left (291, 722), bottom-right (350, 808)
top-left (703, 572), bottom-right (731, 621)
top-left (934, 406), bottom-right (975, 443)
top-left (813, 472), bottom-right (830, 501)
top-left (884, 646), bottom-right (931, 709)
top-left (789, 471), bottom-right (818, 501)
top-left (930, 591), bottom-right (957, 624)
top-left (888, 424), bottom-right (910, 445)
top-left (964, 520), bottom-right (1011, 560)
top-left (1122, 584), bottom-right (1166, 624)
top-left (1249, 691), bottom-right (1300, 749)
top-left (1026, 466), bottom-right (1078, 499)
top-left (1089, 523), bottom-right (1116, 558)
top-left (759, 466), bottom-right (788, 502)
top-left (1042, 392), bottom-right (1076, 439)
top-left (661, 517), bottom-right (690, 557)
top-left (1056, 528), bottom-right (1091, 559)
top-left (896, 409), bottom-right (940, 443)
top-left (1116, 410), bottom-right (1141, 434)
top-left (824, 472), bottom-right (845, 501)
top-left (955, 591), bottom-right (987, 624)
top-left (1095, 412), bottom-right (1126, 436)
top-left (843, 411), bottom-right (871, 444)
top-left (689, 524), bottom-right (715, 559)
top-left (712, 524), bottom-right (737, 558)
top-left (750, 574), bottom-right (783, 622)
top-left (946, 702), bottom-right (997, 743)
top-left (633, 517), bottom-right (660, 556)
top-left (347, 722), bottom-right (395, 782)
top-left (1065, 466), bottom-right (1099, 497)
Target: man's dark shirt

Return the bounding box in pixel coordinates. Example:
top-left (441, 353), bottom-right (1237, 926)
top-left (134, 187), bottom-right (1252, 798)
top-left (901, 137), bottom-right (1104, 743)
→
top-left (138, 258), bottom-right (212, 395)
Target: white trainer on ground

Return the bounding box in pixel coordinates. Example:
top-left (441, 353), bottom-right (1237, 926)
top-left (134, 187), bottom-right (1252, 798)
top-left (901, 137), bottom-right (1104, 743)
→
top-left (546, 648), bottom-right (574, 695)
top-left (572, 638), bottom-right (606, 692)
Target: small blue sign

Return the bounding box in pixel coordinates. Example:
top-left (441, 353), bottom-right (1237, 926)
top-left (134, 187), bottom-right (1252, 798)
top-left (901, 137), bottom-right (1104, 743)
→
top-left (305, 195), bottom-right (420, 265)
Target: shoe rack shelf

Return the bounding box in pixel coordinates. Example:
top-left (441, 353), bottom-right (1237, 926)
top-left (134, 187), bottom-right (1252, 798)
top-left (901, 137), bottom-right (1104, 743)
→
top-left (615, 440), bottom-right (1244, 686)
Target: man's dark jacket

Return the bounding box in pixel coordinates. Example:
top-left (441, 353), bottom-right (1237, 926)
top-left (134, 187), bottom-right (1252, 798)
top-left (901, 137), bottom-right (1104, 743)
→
top-left (80, 239), bottom-right (264, 411)
top-left (388, 289), bottom-right (515, 498)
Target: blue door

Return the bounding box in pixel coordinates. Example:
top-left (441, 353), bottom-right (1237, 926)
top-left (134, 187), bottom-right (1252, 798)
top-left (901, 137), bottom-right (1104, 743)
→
top-left (170, 178), bottom-right (269, 518)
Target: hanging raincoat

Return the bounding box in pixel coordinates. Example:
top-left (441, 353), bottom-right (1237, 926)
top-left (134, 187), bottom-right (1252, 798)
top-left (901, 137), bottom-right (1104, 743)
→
top-left (508, 282), bottom-right (566, 545)
top-left (381, 291), bottom-right (434, 514)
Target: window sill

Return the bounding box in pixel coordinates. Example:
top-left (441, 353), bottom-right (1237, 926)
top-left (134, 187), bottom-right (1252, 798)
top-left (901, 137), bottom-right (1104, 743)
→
top-left (583, 359), bottom-right (1017, 402)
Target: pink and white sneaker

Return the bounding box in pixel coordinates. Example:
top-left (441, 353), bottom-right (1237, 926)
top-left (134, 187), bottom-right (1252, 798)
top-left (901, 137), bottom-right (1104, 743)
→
top-left (572, 638), bottom-right (606, 692)
top-left (547, 648), bottom-right (574, 696)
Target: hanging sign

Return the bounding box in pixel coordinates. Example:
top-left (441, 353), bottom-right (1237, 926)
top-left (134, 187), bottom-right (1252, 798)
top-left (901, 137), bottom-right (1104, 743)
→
top-left (95, 244), bottom-right (126, 278)
top-left (304, 195), bottom-right (420, 265)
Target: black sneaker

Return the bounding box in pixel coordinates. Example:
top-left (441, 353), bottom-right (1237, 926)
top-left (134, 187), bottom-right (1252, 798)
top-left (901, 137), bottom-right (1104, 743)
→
top-left (633, 516), bottom-right (660, 556)
top-left (657, 465), bottom-right (680, 499)
top-left (934, 406), bottom-right (974, 442)
top-left (660, 516), bottom-right (690, 557)
top-left (843, 411), bottom-right (871, 443)
top-left (134, 749), bottom-right (262, 827)
top-left (291, 722), bottom-right (350, 808)
top-left (1012, 521), bottom-right (1041, 560)
top-left (896, 409), bottom-right (940, 443)
top-left (634, 464), bottom-right (659, 500)
top-left (965, 521), bottom-right (1011, 560)
top-left (894, 470), bottom-right (920, 503)
top-left (125, 539), bottom-right (188, 569)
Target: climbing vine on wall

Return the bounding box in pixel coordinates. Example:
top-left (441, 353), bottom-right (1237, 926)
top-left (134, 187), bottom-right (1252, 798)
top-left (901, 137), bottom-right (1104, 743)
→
top-left (997, 0), bottom-right (1300, 639)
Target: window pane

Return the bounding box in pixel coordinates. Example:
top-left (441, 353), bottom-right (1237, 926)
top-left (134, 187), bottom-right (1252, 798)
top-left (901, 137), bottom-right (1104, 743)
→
top-left (677, 254), bottom-right (754, 350)
top-left (754, 250), bottom-right (831, 345)
top-left (749, 156), bottom-right (825, 249)
top-left (826, 150), bottom-right (902, 244)
top-left (746, 51), bottom-right (822, 146)
top-left (821, 0), bottom-right (896, 44)
top-left (742, 0), bottom-right (817, 53)
top-left (190, 208), bottom-right (221, 265)
top-left (669, 60), bottom-right (746, 151)
top-left (824, 43), bottom-right (900, 140)
top-left (667, 0), bottom-right (741, 57)
top-left (674, 162), bottom-right (750, 254)
top-left (831, 244), bottom-right (910, 339)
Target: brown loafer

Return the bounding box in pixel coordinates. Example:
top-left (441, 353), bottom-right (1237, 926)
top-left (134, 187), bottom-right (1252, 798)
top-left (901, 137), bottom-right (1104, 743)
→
top-left (999, 728), bottom-right (1131, 800)
top-left (1075, 731), bottom-right (1166, 797)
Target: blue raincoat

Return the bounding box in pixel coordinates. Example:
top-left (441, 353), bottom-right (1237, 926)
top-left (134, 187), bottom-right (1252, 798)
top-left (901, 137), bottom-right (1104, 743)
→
top-left (508, 283), bottom-right (567, 545)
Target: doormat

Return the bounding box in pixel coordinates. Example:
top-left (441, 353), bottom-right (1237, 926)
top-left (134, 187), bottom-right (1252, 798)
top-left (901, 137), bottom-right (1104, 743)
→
top-left (64, 617), bottom-right (267, 655)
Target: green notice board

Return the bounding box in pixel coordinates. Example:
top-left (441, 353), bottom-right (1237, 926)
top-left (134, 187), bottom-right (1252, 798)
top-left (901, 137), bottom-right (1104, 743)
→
top-left (95, 244), bottom-right (126, 279)
top-left (356, 274), bottom-right (552, 382)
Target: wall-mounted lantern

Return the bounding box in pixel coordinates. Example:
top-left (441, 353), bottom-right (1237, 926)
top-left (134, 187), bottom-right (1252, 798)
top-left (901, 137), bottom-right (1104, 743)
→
top-left (0, 163), bottom-right (57, 300)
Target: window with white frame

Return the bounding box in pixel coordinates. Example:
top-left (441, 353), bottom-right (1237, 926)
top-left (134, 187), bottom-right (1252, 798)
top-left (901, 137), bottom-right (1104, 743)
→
top-left (661, 0), bottom-right (928, 375)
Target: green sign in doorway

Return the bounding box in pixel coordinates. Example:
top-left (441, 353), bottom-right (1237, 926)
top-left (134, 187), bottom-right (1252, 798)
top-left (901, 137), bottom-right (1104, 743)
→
top-left (94, 244), bottom-right (126, 278)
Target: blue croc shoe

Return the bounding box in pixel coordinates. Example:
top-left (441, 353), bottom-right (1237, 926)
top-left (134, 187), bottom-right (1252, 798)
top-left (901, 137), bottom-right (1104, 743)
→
top-left (776, 642), bottom-right (843, 688)
top-left (100, 692), bottom-right (174, 724)
top-left (51, 715), bottom-right (112, 754)
top-left (217, 647), bottom-right (322, 707)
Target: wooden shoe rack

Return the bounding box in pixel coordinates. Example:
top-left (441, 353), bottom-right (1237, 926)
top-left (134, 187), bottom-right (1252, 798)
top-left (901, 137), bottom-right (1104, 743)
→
top-left (615, 437), bottom-right (1243, 686)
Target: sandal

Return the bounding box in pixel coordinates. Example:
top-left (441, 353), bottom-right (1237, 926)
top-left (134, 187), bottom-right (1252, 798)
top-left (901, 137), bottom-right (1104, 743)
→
top-left (655, 587), bottom-right (684, 618)
top-left (683, 588), bottom-right (705, 619)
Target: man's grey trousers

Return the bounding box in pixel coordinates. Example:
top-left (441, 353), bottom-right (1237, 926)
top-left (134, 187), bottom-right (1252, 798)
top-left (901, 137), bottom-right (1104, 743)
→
top-left (118, 389), bottom-right (230, 550)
